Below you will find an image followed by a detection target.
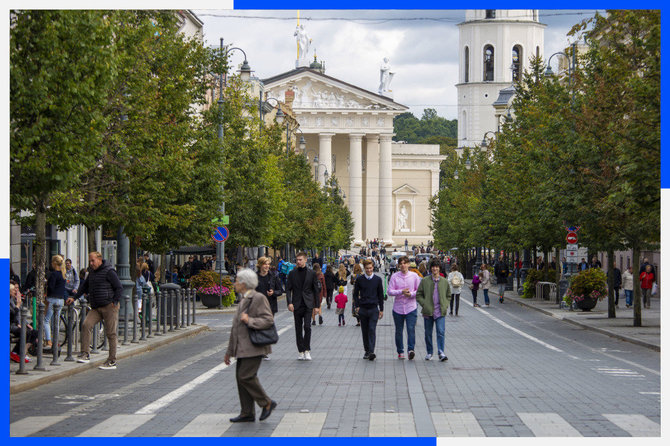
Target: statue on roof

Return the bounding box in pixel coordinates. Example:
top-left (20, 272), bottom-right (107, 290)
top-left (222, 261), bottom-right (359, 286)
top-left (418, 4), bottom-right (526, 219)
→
top-left (379, 57), bottom-right (395, 96)
top-left (294, 24), bottom-right (311, 67)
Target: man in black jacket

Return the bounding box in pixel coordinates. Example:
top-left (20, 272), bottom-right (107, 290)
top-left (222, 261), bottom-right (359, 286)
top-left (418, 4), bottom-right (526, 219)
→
top-left (494, 257), bottom-right (509, 303)
top-left (67, 252), bottom-right (123, 370)
top-left (286, 252), bottom-right (321, 361)
top-left (353, 259), bottom-right (384, 361)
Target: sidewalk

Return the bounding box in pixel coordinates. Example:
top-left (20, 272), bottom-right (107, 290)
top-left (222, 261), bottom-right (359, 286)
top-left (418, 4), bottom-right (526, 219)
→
top-left (484, 282), bottom-right (661, 351)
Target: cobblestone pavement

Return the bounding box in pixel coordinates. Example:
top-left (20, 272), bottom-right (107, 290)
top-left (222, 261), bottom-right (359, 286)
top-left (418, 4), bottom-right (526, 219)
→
top-left (9, 281), bottom-right (660, 437)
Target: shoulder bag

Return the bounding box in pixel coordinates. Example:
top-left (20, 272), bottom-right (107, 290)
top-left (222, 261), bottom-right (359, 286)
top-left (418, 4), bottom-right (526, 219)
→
top-left (244, 296), bottom-right (278, 346)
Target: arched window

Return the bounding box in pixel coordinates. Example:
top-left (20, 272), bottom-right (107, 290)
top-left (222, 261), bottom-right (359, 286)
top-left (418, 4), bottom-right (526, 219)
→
top-left (483, 45), bottom-right (494, 81)
top-left (464, 46), bottom-right (470, 83)
top-left (461, 110), bottom-right (467, 141)
top-left (512, 45), bottom-right (522, 82)
top-left (485, 10), bottom-right (496, 19)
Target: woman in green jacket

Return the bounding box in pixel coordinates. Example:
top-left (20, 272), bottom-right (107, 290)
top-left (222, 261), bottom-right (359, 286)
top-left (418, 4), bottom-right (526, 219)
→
top-left (415, 259), bottom-right (451, 361)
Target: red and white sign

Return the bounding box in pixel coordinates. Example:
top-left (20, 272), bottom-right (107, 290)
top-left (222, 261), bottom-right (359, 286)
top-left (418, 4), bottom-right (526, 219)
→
top-left (566, 232), bottom-right (578, 244)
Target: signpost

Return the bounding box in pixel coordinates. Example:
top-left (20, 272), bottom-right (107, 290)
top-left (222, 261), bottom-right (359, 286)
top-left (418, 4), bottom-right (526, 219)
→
top-left (211, 226), bottom-right (229, 243)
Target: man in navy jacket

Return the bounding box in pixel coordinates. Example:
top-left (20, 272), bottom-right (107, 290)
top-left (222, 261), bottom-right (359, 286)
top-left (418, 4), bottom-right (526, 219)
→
top-left (353, 259), bottom-right (384, 361)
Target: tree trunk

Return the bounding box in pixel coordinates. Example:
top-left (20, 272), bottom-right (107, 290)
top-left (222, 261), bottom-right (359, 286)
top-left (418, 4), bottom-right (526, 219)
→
top-left (87, 225), bottom-right (97, 253)
top-left (160, 253), bottom-right (167, 284)
top-left (532, 248), bottom-right (537, 270)
top-left (633, 246), bottom-right (642, 327)
top-left (129, 238), bottom-right (138, 280)
top-left (554, 246), bottom-right (561, 285)
top-left (34, 203), bottom-right (47, 304)
top-left (607, 248), bottom-right (616, 318)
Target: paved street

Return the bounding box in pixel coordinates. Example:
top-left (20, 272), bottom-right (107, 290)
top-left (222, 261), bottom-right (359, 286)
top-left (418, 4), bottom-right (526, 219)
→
top-left (10, 284), bottom-right (660, 437)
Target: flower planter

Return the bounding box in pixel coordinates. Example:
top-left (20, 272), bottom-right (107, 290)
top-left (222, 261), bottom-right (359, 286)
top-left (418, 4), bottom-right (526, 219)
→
top-left (575, 297), bottom-right (598, 311)
top-left (198, 293), bottom-right (222, 308)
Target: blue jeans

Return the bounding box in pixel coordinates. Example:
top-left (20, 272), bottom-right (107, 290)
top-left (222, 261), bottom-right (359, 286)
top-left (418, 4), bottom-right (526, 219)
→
top-left (483, 289), bottom-right (490, 305)
top-left (392, 309), bottom-right (417, 354)
top-left (423, 316), bottom-right (445, 355)
top-left (625, 290), bottom-right (633, 306)
top-left (44, 297), bottom-right (64, 342)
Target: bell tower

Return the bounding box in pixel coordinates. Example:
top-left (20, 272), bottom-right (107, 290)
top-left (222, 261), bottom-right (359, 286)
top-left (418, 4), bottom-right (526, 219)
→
top-left (456, 10), bottom-right (545, 150)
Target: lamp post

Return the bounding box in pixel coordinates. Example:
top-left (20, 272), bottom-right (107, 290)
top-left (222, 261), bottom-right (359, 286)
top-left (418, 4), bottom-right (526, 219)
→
top-left (215, 38), bottom-right (252, 277)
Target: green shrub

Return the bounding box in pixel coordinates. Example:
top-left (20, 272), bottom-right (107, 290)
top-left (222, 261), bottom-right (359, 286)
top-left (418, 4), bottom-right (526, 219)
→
top-left (522, 268), bottom-right (556, 299)
top-left (190, 270), bottom-right (236, 307)
top-left (566, 268), bottom-right (607, 304)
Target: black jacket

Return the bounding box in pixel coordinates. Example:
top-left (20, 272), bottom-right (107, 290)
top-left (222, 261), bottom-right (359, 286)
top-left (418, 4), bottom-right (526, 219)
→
top-left (256, 272), bottom-right (283, 314)
top-left (47, 269), bottom-right (66, 299)
top-left (75, 260), bottom-right (123, 309)
top-left (286, 267), bottom-right (320, 310)
top-left (324, 269), bottom-right (337, 292)
top-left (353, 275), bottom-right (384, 311)
top-left (494, 261), bottom-right (509, 282)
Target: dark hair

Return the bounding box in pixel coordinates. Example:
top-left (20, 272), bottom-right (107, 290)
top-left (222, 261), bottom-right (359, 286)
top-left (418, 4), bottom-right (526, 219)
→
top-left (313, 263), bottom-right (321, 271)
top-left (450, 264), bottom-right (459, 272)
top-left (398, 256), bottom-right (410, 264)
top-left (429, 259), bottom-right (441, 270)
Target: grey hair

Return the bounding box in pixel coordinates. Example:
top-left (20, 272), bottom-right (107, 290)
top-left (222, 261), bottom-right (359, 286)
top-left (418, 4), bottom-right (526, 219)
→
top-left (235, 268), bottom-right (258, 290)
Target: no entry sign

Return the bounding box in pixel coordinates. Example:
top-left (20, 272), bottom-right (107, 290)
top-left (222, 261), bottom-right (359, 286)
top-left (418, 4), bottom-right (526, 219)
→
top-left (566, 232), bottom-right (578, 244)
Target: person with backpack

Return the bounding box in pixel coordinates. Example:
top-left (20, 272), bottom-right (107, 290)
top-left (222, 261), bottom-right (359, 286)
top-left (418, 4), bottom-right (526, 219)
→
top-left (494, 257), bottom-right (509, 303)
top-left (447, 264), bottom-right (464, 316)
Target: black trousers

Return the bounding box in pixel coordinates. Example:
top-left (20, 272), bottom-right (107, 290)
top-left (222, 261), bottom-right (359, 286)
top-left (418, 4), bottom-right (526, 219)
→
top-left (293, 305), bottom-right (312, 352)
top-left (358, 306), bottom-right (380, 354)
top-left (236, 356), bottom-right (271, 417)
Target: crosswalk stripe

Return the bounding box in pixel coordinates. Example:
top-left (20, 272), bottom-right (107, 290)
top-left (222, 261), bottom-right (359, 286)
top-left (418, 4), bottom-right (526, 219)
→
top-left (271, 412), bottom-right (327, 437)
top-left (10, 415), bottom-right (68, 437)
top-left (174, 414), bottom-right (236, 437)
top-left (603, 414), bottom-right (660, 436)
top-left (431, 412), bottom-right (485, 437)
top-left (517, 412), bottom-right (582, 437)
top-left (369, 413), bottom-right (417, 437)
top-left (77, 414), bottom-right (155, 437)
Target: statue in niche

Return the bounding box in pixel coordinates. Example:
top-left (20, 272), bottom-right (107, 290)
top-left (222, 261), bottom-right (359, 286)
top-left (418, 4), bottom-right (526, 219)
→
top-left (398, 204), bottom-right (409, 230)
top-left (378, 57), bottom-right (395, 95)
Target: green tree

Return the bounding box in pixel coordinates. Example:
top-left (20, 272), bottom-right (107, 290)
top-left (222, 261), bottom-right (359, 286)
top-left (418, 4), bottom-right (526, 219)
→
top-left (11, 10), bottom-right (118, 302)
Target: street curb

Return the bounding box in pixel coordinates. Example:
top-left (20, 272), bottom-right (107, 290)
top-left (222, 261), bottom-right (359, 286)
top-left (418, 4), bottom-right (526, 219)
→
top-left (505, 295), bottom-right (661, 352)
top-left (10, 325), bottom-right (210, 395)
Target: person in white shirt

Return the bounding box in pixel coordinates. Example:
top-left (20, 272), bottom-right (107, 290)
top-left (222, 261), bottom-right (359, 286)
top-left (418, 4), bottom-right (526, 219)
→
top-left (447, 264), bottom-right (464, 316)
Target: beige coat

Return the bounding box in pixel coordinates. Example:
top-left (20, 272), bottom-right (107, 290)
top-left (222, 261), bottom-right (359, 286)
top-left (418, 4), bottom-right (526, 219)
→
top-left (226, 290), bottom-right (275, 359)
top-left (480, 269), bottom-right (491, 290)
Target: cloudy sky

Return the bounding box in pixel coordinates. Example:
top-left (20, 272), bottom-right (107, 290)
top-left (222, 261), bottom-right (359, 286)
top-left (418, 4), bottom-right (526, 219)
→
top-left (193, 9), bottom-right (600, 119)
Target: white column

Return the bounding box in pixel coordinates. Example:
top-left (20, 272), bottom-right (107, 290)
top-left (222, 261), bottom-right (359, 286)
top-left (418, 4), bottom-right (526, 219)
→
top-left (365, 134), bottom-right (380, 243)
top-left (349, 134), bottom-right (364, 245)
top-left (318, 133), bottom-right (334, 186)
top-left (378, 134), bottom-right (394, 245)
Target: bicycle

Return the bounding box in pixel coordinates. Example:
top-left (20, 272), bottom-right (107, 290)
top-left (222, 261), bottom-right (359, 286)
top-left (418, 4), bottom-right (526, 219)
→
top-left (58, 299), bottom-right (105, 350)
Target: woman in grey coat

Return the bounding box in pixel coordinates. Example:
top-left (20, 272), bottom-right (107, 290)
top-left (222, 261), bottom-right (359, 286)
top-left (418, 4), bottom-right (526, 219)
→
top-left (224, 269), bottom-right (278, 423)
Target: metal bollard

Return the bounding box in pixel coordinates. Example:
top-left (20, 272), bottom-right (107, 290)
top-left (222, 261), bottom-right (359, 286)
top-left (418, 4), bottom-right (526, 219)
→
top-left (33, 302), bottom-right (46, 371)
top-left (186, 288), bottom-right (191, 327)
top-left (155, 291), bottom-right (163, 336)
top-left (131, 295), bottom-right (139, 343)
top-left (168, 290), bottom-right (174, 332)
top-left (140, 291), bottom-right (147, 341)
top-left (122, 295), bottom-right (130, 345)
top-left (191, 288), bottom-right (196, 324)
top-left (64, 303), bottom-right (75, 361)
top-left (147, 291), bottom-right (153, 338)
top-left (16, 307), bottom-right (29, 375)
top-left (91, 319), bottom-right (100, 354)
top-left (180, 289), bottom-right (185, 328)
top-left (50, 302), bottom-right (62, 366)
top-left (162, 291), bottom-right (167, 334)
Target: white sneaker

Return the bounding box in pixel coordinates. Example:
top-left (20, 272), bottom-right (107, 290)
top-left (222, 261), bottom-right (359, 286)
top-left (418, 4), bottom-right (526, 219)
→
top-left (304, 351), bottom-right (312, 361)
top-left (298, 352), bottom-right (305, 360)
top-left (425, 354), bottom-right (432, 361)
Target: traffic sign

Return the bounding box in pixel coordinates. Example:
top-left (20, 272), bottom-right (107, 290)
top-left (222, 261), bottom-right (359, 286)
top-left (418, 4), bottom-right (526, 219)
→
top-left (566, 232), bottom-right (578, 244)
top-left (211, 215), bottom-right (230, 225)
top-left (211, 226), bottom-right (229, 243)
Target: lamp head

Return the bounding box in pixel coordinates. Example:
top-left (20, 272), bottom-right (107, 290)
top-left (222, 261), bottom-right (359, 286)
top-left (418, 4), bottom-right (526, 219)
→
top-left (274, 107), bottom-right (285, 125)
top-left (239, 59), bottom-right (252, 82)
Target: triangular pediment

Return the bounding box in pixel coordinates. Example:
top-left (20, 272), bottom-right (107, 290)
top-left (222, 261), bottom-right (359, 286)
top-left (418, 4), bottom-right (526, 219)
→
top-left (262, 68), bottom-right (407, 112)
top-left (393, 184), bottom-right (420, 195)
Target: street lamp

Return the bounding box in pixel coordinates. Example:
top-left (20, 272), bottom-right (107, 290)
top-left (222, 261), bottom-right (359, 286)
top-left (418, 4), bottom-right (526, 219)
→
top-left (480, 130), bottom-right (497, 149)
top-left (544, 41), bottom-right (578, 102)
top-left (215, 38), bottom-right (252, 277)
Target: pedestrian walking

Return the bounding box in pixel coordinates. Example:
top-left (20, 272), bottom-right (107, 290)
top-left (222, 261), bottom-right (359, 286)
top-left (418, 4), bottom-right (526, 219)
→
top-left (447, 264), bottom-right (464, 316)
top-left (312, 263), bottom-right (327, 326)
top-left (64, 258), bottom-right (79, 298)
top-left (353, 259), bottom-right (384, 361)
top-left (494, 257), bottom-right (509, 303)
top-left (350, 263), bottom-right (363, 326)
top-left (387, 255), bottom-right (421, 360)
top-left (256, 257), bottom-right (283, 315)
top-left (334, 286), bottom-right (348, 326)
top-left (285, 252), bottom-right (320, 361)
top-left (224, 269), bottom-right (277, 423)
top-left (324, 264), bottom-right (336, 310)
top-left (590, 256), bottom-right (602, 269)
top-left (416, 260), bottom-right (451, 361)
top-left (639, 265), bottom-right (655, 309)
top-left (639, 258), bottom-right (656, 275)
top-left (44, 255), bottom-right (67, 349)
top-left (622, 266), bottom-right (634, 308)
top-left (470, 272), bottom-right (481, 307)
top-left (68, 252), bottom-right (123, 370)
top-left (610, 262), bottom-right (622, 307)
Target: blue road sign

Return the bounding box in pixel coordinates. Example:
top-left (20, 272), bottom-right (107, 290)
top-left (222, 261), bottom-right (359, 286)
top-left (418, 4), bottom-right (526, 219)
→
top-left (211, 226), bottom-right (229, 243)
